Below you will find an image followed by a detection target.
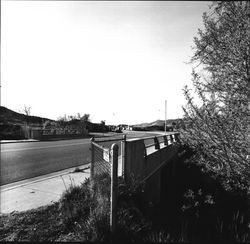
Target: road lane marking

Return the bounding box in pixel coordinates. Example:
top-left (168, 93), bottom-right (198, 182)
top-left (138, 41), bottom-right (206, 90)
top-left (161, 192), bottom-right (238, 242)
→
top-left (1, 141), bottom-right (90, 153)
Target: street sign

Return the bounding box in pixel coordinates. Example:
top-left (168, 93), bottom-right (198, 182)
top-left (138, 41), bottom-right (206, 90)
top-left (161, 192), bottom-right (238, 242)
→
top-left (103, 149), bottom-right (110, 162)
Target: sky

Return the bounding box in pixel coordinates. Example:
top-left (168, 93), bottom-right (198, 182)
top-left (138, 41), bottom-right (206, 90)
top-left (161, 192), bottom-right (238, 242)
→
top-left (1, 1), bottom-right (211, 125)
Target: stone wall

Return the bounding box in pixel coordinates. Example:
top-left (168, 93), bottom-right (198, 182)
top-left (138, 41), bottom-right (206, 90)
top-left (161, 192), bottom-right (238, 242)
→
top-left (30, 128), bottom-right (89, 140)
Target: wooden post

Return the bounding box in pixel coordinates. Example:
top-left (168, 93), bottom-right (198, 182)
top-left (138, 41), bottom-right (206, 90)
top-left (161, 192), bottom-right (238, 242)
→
top-left (110, 143), bottom-right (118, 234)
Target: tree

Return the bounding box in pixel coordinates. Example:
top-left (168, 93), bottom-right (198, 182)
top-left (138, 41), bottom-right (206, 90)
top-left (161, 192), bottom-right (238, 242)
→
top-left (81, 114), bottom-right (90, 123)
top-left (77, 113), bottom-right (81, 120)
top-left (20, 105), bottom-right (31, 116)
top-left (182, 2), bottom-right (250, 191)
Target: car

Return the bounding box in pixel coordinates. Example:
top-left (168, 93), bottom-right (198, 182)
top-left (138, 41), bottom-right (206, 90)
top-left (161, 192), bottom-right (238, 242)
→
top-left (115, 127), bottom-right (122, 133)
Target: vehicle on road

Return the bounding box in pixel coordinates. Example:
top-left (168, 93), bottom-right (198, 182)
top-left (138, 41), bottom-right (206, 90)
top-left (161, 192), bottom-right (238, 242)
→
top-left (115, 127), bottom-right (123, 133)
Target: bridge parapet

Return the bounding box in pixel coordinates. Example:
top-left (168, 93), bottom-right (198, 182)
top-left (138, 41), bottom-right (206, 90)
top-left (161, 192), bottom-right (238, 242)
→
top-left (124, 132), bottom-right (180, 205)
top-left (124, 132), bottom-right (180, 181)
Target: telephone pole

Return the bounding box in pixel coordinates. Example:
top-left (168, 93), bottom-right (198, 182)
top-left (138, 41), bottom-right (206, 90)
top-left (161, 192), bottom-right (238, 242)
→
top-left (164, 100), bottom-right (167, 134)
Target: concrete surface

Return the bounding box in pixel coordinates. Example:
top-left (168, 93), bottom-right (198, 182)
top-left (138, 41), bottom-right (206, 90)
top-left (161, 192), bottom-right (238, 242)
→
top-left (0, 139), bottom-right (39, 144)
top-left (0, 131), bottom-right (173, 214)
top-left (0, 165), bottom-right (90, 214)
top-left (1, 138), bottom-right (92, 185)
top-left (0, 156), bottom-right (123, 214)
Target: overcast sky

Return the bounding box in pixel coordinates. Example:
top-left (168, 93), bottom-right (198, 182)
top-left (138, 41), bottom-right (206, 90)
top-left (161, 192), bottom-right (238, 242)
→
top-left (1, 1), bottom-right (211, 125)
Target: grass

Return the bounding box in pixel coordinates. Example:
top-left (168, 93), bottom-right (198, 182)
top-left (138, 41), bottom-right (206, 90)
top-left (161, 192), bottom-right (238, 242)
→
top-left (1, 148), bottom-right (250, 242)
top-left (0, 172), bottom-right (149, 242)
top-left (0, 203), bottom-right (63, 241)
top-left (149, 144), bottom-right (250, 242)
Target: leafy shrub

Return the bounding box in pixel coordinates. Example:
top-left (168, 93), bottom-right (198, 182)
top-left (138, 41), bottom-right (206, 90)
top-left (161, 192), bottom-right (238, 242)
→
top-left (176, 145), bottom-right (250, 242)
top-left (182, 1), bottom-right (250, 193)
top-left (143, 229), bottom-right (172, 242)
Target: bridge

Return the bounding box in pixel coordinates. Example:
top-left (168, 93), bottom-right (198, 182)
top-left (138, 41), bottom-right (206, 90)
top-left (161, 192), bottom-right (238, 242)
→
top-left (91, 132), bottom-right (180, 206)
top-left (123, 133), bottom-right (180, 205)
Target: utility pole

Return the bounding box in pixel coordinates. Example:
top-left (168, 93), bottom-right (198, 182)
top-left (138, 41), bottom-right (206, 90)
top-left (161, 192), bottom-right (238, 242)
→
top-left (164, 100), bottom-right (167, 134)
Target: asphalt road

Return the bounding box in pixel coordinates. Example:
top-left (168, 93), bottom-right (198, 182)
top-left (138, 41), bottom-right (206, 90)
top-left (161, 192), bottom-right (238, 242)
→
top-left (1, 131), bottom-right (163, 185)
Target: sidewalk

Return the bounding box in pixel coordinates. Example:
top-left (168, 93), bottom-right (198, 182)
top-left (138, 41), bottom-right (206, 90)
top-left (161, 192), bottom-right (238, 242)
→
top-left (0, 165), bottom-right (90, 214)
top-left (0, 132), bottom-right (121, 144)
top-left (0, 156), bottom-right (123, 214)
top-left (0, 139), bottom-right (39, 144)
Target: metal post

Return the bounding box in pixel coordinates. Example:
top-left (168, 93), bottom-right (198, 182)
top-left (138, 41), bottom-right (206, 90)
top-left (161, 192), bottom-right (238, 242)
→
top-left (163, 135), bottom-right (168, 146)
top-left (110, 143), bottom-right (118, 234)
top-left (154, 136), bottom-right (160, 150)
top-left (175, 133), bottom-right (180, 143)
top-left (121, 134), bottom-right (126, 178)
top-left (170, 134), bottom-right (174, 144)
top-left (90, 137), bottom-right (95, 182)
top-left (165, 99), bottom-right (167, 135)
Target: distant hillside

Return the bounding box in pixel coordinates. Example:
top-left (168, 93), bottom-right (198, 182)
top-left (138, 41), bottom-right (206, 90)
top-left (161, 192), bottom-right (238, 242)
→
top-left (133, 119), bottom-right (182, 128)
top-left (0, 106), bottom-right (53, 126)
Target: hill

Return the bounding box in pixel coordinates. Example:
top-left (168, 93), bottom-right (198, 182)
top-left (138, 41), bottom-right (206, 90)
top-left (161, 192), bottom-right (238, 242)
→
top-left (133, 119), bottom-right (182, 128)
top-left (0, 106), bottom-right (53, 126)
top-left (0, 106), bottom-right (55, 140)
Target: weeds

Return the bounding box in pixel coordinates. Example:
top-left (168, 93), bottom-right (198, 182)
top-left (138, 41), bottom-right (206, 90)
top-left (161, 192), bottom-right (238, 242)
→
top-left (72, 167), bottom-right (85, 173)
top-left (2, 150), bottom-right (249, 242)
top-left (59, 178), bottom-right (93, 229)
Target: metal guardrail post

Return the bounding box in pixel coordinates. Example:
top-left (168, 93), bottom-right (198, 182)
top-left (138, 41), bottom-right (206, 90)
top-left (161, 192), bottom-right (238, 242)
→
top-left (163, 135), bottom-right (168, 146)
top-left (121, 135), bottom-right (126, 178)
top-left (174, 133), bottom-right (180, 143)
top-left (154, 136), bottom-right (160, 150)
top-left (170, 134), bottom-right (174, 144)
top-left (90, 137), bottom-right (95, 182)
top-left (110, 143), bottom-right (118, 234)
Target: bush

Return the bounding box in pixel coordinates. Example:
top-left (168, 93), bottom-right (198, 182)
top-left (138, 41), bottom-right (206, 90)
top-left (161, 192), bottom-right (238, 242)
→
top-left (58, 171), bottom-right (152, 242)
top-left (182, 1), bottom-right (250, 192)
top-left (165, 145), bottom-right (250, 242)
top-left (0, 124), bottom-right (25, 140)
top-left (59, 178), bottom-right (93, 228)
top-left (58, 150), bottom-right (250, 242)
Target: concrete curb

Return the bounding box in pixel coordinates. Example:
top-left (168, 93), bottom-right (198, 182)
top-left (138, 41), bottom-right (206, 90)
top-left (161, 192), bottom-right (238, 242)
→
top-left (1, 164), bottom-right (90, 192)
top-left (0, 133), bottom-right (123, 144)
top-left (0, 137), bottom-right (92, 144)
top-left (0, 166), bottom-right (91, 214)
top-left (0, 139), bottom-right (40, 144)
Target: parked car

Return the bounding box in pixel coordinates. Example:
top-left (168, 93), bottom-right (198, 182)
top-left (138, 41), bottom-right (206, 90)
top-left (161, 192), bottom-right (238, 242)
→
top-left (115, 127), bottom-right (122, 133)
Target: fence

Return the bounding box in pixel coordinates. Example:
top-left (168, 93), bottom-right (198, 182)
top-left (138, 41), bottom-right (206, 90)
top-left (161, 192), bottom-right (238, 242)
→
top-left (30, 128), bottom-right (88, 140)
top-left (90, 138), bottom-right (112, 178)
top-left (90, 132), bottom-right (180, 232)
top-left (93, 135), bottom-right (126, 177)
top-left (90, 137), bottom-right (119, 233)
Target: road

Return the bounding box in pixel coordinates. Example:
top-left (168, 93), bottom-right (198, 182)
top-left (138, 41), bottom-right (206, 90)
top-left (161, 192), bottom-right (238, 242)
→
top-left (1, 131), bottom-right (163, 185)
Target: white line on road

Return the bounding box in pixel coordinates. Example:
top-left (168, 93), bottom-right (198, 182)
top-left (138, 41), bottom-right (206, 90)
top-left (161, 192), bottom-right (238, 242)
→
top-left (1, 141), bottom-right (90, 153)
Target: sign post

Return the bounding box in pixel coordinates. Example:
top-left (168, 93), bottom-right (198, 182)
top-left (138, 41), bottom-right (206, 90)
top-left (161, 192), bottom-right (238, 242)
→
top-left (110, 143), bottom-right (118, 234)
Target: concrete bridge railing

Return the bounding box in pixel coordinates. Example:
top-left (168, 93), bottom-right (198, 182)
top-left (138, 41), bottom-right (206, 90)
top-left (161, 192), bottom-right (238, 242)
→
top-left (123, 132), bottom-right (180, 205)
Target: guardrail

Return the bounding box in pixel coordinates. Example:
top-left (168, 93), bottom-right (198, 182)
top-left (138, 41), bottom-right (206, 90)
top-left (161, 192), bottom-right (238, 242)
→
top-left (124, 132), bottom-right (180, 182)
top-left (143, 133), bottom-right (180, 152)
top-left (123, 132), bottom-right (181, 205)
